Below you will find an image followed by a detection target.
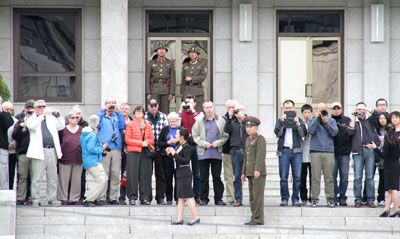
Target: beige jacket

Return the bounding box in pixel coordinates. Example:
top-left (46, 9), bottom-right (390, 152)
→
top-left (192, 114), bottom-right (228, 156)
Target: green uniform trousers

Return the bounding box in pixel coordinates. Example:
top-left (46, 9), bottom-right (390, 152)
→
top-left (248, 175), bottom-right (266, 224)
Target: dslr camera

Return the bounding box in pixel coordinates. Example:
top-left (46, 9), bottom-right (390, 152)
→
top-left (100, 142), bottom-right (112, 156)
top-left (233, 110), bottom-right (239, 114)
top-left (108, 105), bottom-right (115, 110)
top-left (319, 110), bottom-right (328, 117)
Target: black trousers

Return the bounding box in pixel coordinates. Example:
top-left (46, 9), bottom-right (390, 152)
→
top-left (377, 168), bottom-right (385, 202)
top-left (199, 159), bottom-right (224, 203)
top-left (80, 169), bottom-right (86, 200)
top-left (300, 162), bottom-right (311, 201)
top-left (119, 150), bottom-right (127, 201)
top-left (150, 154), bottom-right (166, 202)
top-left (126, 152), bottom-right (152, 202)
top-left (8, 154), bottom-right (18, 190)
top-left (161, 155), bottom-right (177, 202)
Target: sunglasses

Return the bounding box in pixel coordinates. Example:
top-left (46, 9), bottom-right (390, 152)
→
top-left (149, 104), bottom-right (157, 108)
top-left (332, 107), bottom-right (341, 110)
top-left (36, 105), bottom-right (46, 109)
top-left (69, 116), bottom-right (79, 119)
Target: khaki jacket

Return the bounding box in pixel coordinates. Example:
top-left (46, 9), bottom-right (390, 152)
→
top-left (192, 114), bottom-right (228, 156)
top-left (145, 57), bottom-right (176, 95)
top-left (180, 58), bottom-right (207, 96)
top-left (242, 134), bottom-right (267, 176)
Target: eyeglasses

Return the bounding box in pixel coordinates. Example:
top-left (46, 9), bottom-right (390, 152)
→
top-left (149, 104), bottom-right (157, 108)
top-left (69, 116), bottom-right (79, 119)
top-left (36, 105), bottom-right (46, 109)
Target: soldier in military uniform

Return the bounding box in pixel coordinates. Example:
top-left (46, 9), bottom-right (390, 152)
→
top-left (180, 45), bottom-right (208, 112)
top-left (241, 116), bottom-right (266, 225)
top-left (146, 43), bottom-right (176, 114)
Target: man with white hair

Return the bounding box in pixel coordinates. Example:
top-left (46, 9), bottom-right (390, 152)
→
top-left (221, 99), bottom-right (238, 205)
top-left (0, 98), bottom-right (15, 190)
top-left (26, 99), bottom-right (65, 206)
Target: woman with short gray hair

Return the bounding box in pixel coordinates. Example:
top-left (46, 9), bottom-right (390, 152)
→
top-left (158, 112), bottom-right (181, 205)
top-left (57, 111), bottom-right (83, 205)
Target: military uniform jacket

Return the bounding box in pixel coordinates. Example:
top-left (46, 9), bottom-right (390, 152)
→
top-left (180, 58), bottom-right (207, 97)
top-left (146, 57), bottom-right (176, 95)
top-left (242, 134), bottom-right (267, 176)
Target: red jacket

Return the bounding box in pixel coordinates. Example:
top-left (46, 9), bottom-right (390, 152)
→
top-left (125, 119), bottom-right (154, 152)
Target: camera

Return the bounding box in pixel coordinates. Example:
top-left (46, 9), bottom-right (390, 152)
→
top-left (111, 134), bottom-right (118, 142)
top-left (52, 111), bottom-right (60, 118)
top-left (352, 111), bottom-right (365, 117)
top-left (108, 105), bottom-right (115, 110)
top-left (100, 142), bottom-right (112, 156)
top-left (233, 110), bottom-right (239, 114)
top-left (320, 110), bottom-right (328, 117)
top-left (26, 111), bottom-right (33, 115)
top-left (182, 101), bottom-right (191, 110)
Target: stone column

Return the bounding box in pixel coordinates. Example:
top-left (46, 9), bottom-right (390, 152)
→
top-left (231, 0), bottom-right (258, 116)
top-left (100, 0), bottom-right (128, 105)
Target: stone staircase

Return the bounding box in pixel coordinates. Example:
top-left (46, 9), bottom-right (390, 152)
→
top-left (15, 138), bottom-right (400, 239)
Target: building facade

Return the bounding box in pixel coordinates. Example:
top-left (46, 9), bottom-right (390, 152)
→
top-left (1, 0), bottom-right (398, 137)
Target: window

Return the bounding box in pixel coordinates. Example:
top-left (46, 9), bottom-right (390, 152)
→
top-left (147, 11), bottom-right (212, 36)
top-left (278, 11), bottom-right (342, 33)
top-left (14, 9), bottom-right (81, 102)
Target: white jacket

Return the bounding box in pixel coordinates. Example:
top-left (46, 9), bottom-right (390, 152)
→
top-left (26, 113), bottom-right (65, 160)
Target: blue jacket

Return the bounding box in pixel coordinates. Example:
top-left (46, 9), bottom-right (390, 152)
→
top-left (98, 110), bottom-right (126, 150)
top-left (308, 117), bottom-right (338, 153)
top-left (80, 127), bottom-right (104, 170)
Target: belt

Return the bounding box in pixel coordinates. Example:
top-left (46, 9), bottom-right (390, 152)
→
top-left (155, 78), bottom-right (167, 84)
top-left (179, 164), bottom-right (190, 168)
top-left (43, 145), bottom-right (55, 149)
top-left (283, 146), bottom-right (292, 150)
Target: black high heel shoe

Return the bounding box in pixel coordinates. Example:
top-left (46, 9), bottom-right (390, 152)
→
top-left (390, 211), bottom-right (400, 217)
top-left (171, 220), bottom-right (184, 225)
top-left (187, 218), bottom-right (200, 225)
top-left (379, 210), bottom-right (390, 217)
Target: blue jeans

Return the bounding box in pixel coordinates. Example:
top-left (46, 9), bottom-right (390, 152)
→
top-left (231, 149), bottom-right (244, 202)
top-left (353, 148), bottom-right (376, 203)
top-left (279, 149), bottom-right (302, 202)
top-left (333, 155), bottom-right (350, 201)
top-left (191, 145), bottom-right (201, 198)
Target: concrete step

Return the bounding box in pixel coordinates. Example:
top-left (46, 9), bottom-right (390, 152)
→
top-left (15, 206), bottom-right (400, 239)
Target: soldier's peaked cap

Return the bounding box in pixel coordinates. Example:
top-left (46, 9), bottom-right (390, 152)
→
top-left (244, 116), bottom-right (261, 126)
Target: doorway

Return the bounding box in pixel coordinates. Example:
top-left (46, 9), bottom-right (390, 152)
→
top-left (278, 37), bottom-right (341, 115)
top-left (147, 38), bottom-right (211, 112)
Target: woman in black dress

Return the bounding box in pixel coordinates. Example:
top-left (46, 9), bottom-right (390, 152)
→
top-left (166, 127), bottom-right (200, 225)
top-left (366, 111), bottom-right (400, 217)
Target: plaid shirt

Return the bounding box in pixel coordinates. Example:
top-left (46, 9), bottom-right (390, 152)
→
top-left (145, 111), bottom-right (169, 147)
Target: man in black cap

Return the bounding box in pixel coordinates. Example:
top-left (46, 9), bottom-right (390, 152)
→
top-left (144, 98), bottom-right (168, 205)
top-left (241, 116), bottom-right (266, 225)
top-left (145, 42), bottom-right (176, 114)
top-left (180, 45), bottom-right (208, 112)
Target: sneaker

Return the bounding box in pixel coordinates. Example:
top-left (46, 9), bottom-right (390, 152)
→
top-left (280, 201), bottom-right (288, 207)
top-left (311, 201), bottom-right (318, 207)
top-left (157, 199), bottom-right (167, 205)
top-left (339, 200), bottom-right (347, 206)
top-left (378, 200), bottom-right (385, 207)
top-left (292, 201), bottom-right (301, 207)
top-left (32, 201), bottom-right (40, 207)
top-left (327, 200), bottom-right (336, 208)
top-left (301, 200), bottom-right (307, 206)
top-left (48, 200), bottom-right (61, 207)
